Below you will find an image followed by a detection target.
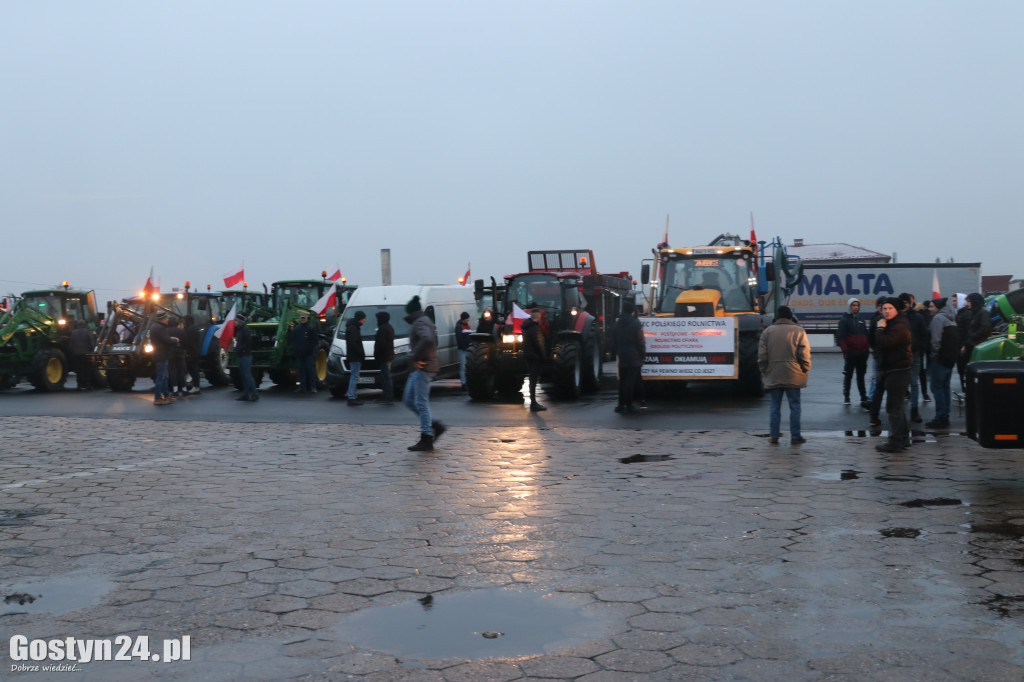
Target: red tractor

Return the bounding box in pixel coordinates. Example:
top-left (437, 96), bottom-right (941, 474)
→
top-left (467, 250), bottom-right (632, 400)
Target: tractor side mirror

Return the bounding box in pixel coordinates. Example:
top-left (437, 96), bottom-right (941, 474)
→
top-left (641, 264), bottom-right (650, 285)
top-left (474, 279), bottom-right (485, 300)
top-left (765, 263), bottom-right (776, 282)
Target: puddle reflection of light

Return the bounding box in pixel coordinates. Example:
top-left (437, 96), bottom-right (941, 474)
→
top-left (498, 428), bottom-right (544, 506)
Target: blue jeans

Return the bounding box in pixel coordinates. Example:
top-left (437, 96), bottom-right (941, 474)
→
top-left (868, 356), bottom-right (880, 401)
top-left (768, 387), bottom-right (802, 439)
top-left (154, 360), bottom-right (169, 398)
top-left (347, 361), bottom-right (362, 399)
top-left (458, 349), bottom-right (468, 385)
top-left (928, 362), bottom-right (953, 423)
top-left (908, 352), bottom-right (922, 409)
top-left (238, 354), bottom-right (257, 398)
top-left (378, 360), bottom-right (393, 401)
top-left (403, 369), bottom-right (434, 435)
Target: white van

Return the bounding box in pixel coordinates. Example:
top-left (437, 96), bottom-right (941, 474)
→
top-left (325, 285), bottom-right (477, 397)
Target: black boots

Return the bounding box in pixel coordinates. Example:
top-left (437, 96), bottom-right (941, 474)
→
top-left (408, 434), bottom-right (434, 451)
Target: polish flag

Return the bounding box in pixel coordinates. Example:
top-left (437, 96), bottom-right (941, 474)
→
top-left (223, 264), bottom-right (245, 289)
top-left (459, 263), bottom-right (471, 285)
top-left (325, 265), bottom-right (342, 282)
top-left (509, 302), bottom-right (530, 334)
top-left (143, 266), bottom-right (156, 297)
top-left (312, 283), bottom-right (338, 315)
top-left (931, 269), bottom-right (941, 299)
top-left (215, 303), bottom-right (238, 351)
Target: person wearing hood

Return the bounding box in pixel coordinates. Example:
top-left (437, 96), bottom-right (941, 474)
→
top-left (874, 299), bottom-right (913, 452)
top-left (403, 296), bottom-right (446, 451)
top-left (344, 310), bottom-right (367, 406)
top-left (373, 310), bottom-right (395, 405)
top-left (834, 297), bottom-right (869, 407)
top-left (926, 298), bottom-right (958, 429)
top-left (291, 312), bottom-right (318, 393)
top-left (758, 306), bottom-right (811, 445)
top-left (963, 292), bottom-right (993, 359)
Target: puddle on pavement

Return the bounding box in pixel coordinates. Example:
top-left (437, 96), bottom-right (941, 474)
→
top-left (619, 454), bottom-right (673, 463)
top-left (803, 469), bottom-right (862, 481)
top-left (970, 521), bottom-right (1024, 539)
top-left (332, 588), bottom-right (614, 660)
top-left (0, 508), bottom-right (50, 527)
top-left (880, 527), bottom-right (921, 539)
top-left (900, 498), bottom-right (964, 508)
top-left (1, 571), bottom-right (115, 616)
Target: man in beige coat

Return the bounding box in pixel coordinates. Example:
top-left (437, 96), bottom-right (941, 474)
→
top-left (758, 306), bottom-right (812, 445)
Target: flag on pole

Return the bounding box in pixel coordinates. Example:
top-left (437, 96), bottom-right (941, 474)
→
top-left (215, 303), bottom-right (238, 351)
top-left (749, 212), bottom-right (758, 252)
top-left (143, 266), bottom-right (156, 297)
top-left (662, 214), bottom-right (669, 246)
top-left (931, 269), bottom-right (941, 299)
top-left (459, 263), bottom-right (471, 285)
top-left (311, 283), bottom-right (338, 315)
top-left (509, 302), bottom-right (530, 334)
top-left (325, 265), bottom-right (342, 282)
top-left (223, 264), bottom-right (245, 289)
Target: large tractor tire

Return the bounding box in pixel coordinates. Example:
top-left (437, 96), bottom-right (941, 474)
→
top-left (205, 345), bottom-right (231, 387)
top-left (737, 332), bottom-right (764, 397)
top-left (551, 340), bottom-right (582, 399)
top-left (580, 334), bottom-right (602, 393)
top-left (28, 348), bottom-right (68, 392)
top-left (465, 342), bottom-right (496, 401)
top-left (105, 370), bottom-right (135, 392)
top-left (269, 369), bottom-right (295, 386)
top-left (315, 341), bottom-right (330, 388)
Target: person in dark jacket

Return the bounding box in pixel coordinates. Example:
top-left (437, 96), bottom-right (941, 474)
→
top-left (344, 311), bottom-right (367, 405)
top-left (834, 297), bottom-right (869, 407)
top-left (183, 315), bottom-right (203, 394)
top-left (613, 301), bottom-right (645, 413)
top-left (521, 305), bottom-right (547, 412)
top-left (69, 320), bottom-right (96, 390)
top-left (455, 311), bottom-right (472, 390)
top-left (954, 294), bottom-right (973, 391)
top-left (918, 299), bottom-right (935, 402)
top-left (963, 292), bottom-right (993, 358)
top-left (898, 293), bottom-right (929, 423)
top-left (166, 316), bottom-right (187, 397)
top-left (150, 312), bottom-right (178, 405)
top-left (867, 297), bottom-right (890, 425)
top-left (926, 298), bottom-right (958, 428)
top-left (404, 296), bottom-right (446, 451)
top-left (291, 313), bottom-right (319, 393)
top-left (374, 310), bottom-right (396, 404)
top-left (874, 299), bottom-right (913, 452)
top-left (234, 314), bottom-right (258, 402)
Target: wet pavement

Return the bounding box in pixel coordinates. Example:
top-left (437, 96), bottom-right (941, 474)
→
top-left (2, 415), bottom-right (1024, 681)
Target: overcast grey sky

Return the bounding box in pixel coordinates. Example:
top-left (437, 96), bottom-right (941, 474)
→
top-left (2, 1), bottom-right (1021, 301)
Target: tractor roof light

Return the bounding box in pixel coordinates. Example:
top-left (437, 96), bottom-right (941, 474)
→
top-left (62, 281), bottom-right (70, 290)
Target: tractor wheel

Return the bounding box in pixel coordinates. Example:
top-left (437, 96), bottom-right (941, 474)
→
top-left (205, 345), bottom-right (231, 386)
top-left (315, 341), bottom-right (330, 388)
top-left (0, 374), bottom-right (18, 389)
top-left (105, 365), bottom-right (136, 392)
top-left (28, 348), bottom-right (68, 392)
top-left (737, 332), bottom-right (764, 397)
top-left (465, 342), bottom-right (496, 401)
top-left (269, 369), bottom-right (295, 386)
top-left (551, 340), bottom-right (582, 399)
top-left (580, 333), bottom-right (602, 393)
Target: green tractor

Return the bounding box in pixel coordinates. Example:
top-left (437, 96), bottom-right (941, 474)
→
top-left (970, 289), bottom-right (1024, 362)
top-left (227, 279), bottom-right (356, 389)
top-left (0, 284), bottom-right (102, 391)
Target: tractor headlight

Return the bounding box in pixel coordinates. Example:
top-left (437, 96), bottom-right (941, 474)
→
top-left (57, 318), bottom-right (67, 326)
top-left (144, 343), bottom-right (154, 353)
top-left (570, 307), bottom-right (579, 316)
top-left (502, 334), bottom-right (522, 344)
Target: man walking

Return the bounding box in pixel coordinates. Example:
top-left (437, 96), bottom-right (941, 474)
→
top-left (404, 296), bottom-right (446, 451)
top-left (291, 313), bottom-right (318, 393)
top-left (234, 314), bottom-right (258, 402)
top-left (758, 306), bottom-right (811, 445)
top-left (613, 301), bottom-right (645, 413)
top-left (874, 299), bottom-right (913, 452)
top-left (926, 298), bottom-right (958, 429)
top-left (834, 297), bottom-right (869, 407)
top-left (345, 310), bottom-right (367, 406)
top-left (374, 311), bottom-right (395, 405)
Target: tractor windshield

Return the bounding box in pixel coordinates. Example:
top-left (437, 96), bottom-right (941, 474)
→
top-left (21, 293), bottom-right (93, 323)
top-left (658, 254), bottom-right (756, 313)
top-left (505, 274), bottom-right (564, 312)
top-left (273, 285), bottom-right (321, 315)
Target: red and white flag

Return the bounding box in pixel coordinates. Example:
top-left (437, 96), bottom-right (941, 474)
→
top-left (459, 263), bottom-right (471, 285)
top-left (215, 303), bottom-right (238, 351)
top-left (223, 264), bottom-right (245, 289)
top-left (143, 266), bottom-right (156, 297)
top-left (931, 269), bottom-right (941, 299)
top-left (311, 283), bottom-right (338, 315)
top-left (509, 302), bottom-right (530, 334)
top-left (325, 265), bottom-right (342, 282)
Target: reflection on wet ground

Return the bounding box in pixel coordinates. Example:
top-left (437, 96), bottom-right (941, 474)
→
top-left (0, 571), bottom-right (114, 616)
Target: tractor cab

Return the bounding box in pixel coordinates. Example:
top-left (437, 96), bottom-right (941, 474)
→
top-left (653, 241), bottom-right (757, 317)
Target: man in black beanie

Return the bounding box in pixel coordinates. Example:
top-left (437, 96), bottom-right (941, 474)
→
top-left (403, 296), bottom-right (446, 451)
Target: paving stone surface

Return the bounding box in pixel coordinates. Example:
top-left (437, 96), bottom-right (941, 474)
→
top-left (1, 415), bottom-right (1024, 680)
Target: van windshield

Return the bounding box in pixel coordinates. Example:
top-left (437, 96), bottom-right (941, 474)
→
top-left (336, 305), bottom-right (412, 339)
